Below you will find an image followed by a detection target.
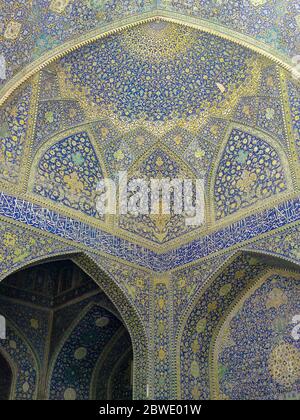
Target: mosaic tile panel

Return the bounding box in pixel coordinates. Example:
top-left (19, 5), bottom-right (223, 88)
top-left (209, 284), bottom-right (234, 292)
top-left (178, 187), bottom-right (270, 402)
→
top-left (246, 225), bottom-right (300, 264)
top-left (158, 1), bottom-right (300, 57)
top-left (33, 100), bottom-right (85, 151)
top-left (60, 23), bottom-right (254, 125)
top-left (49, 305), bottom-right (125, 400)
top-left (0, 193), bottom-right (299, 271)
top-left (172, 253), bottom-right (233, 331)
top-left (95, 257), bottom-right (151, 326)
top-left (179, 253), bottom-right (268, 399)
top-left (0, 1), bottom-right (298, 92)
top-left (33, 131), bottom-right (104, 219)
top-left (0, 0), bottom-right (155, 86)
top-left (0, 298), bottom-right (49, 363)
top-left (0, 324), bottom-right (38, 400)
top-left (0, 85), bottom-right (32, 183)
top-left (287, 80), bottom-right (300, 161)
top-left (151, 276), bottom-right (173, 399)
top-left (214, 128), bottom-right (288, 220)
top-left (118, 147), bottom-right (200, 245)
top-left (214, 273), bottom-right (300, 400)
top-left (0, 218), bottom-right (76, 280)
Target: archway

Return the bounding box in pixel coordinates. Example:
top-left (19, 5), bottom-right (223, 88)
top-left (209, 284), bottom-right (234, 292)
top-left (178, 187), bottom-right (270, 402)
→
top-left (210, 268), bottom-right (300, 400)
top-left (177, 252), bottom-right (300, 400)
top-left (0, 351), bottom-right (13, 400)
top-left (0, 254), bottom-right (148, 400)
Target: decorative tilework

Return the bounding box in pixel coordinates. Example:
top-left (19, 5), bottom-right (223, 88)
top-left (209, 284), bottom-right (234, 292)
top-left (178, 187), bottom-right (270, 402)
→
top-left (246, 225), bottom-right (300, 264)
top-left (0, 218), bottom-right (76, 280)
top-left (50, 292), bottom-right (118, 357)
top-left (49, 305), bottom-right (125, 400)
top-left (0, 85), bottom-right (32, 183)
top-left (256, 97), bottom-right (287, 146)
top-left (0, 298), bottom-right (49, 363)
top-left (1, 21), bottom-right (298, 253)
top-left (213, 128), bottom-right (288, 220)
top-left (151, 275), bottom-right (173, 399)
top-left (34, 100), bottom-right (85, 151)
top-left (165, 198), bottom-right (300, 269)
top-left (0, 324), bottom-right (38, 400)
top-left (59, 23), bottom-right (254, 126)
top-left (287, 80), bottom-right (300, 161)
top-left (94, 256), bottom-right (151, 326)
top-left (33, 132), bottom-right (104, 219)
top-left (0, 3), bottom-right (299, 402)
top-left (260, 65), bottom-right (280, 97)
top-left (0, 193), bottom-right (300, 271)
top-left (172, 253), bottom-right (234, 331)
top-left (0, 0), bottom-right (299, 96)
top-left (233, 96), bottom-right (258, 127)
top-left (158, 1), bottom-right (300, 57)
top-left (213, 272), bottom-right (300, 400)
top-left (183, 133), bottom-right (216, 180)
top-left (118, 147), bottom-right (200, 245)
top-left (179, 253), bottom-right (268, 399)
top-left (39, 68), bottom-right (61, 101)
top-left (0, 1), bottom-right (155, 87)
top-left (73, 254), bottom-right (149, 400)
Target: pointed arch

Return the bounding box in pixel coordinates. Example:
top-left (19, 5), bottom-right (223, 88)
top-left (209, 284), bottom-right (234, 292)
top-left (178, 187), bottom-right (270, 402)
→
top-left (210, 268), bottom-right (300, 400)
top-left (0, 250), bottom-right (148, 400)
top-left (46, 303), bottom-right (130, 400)
top-left (176, 251), bottom-right (300, 399)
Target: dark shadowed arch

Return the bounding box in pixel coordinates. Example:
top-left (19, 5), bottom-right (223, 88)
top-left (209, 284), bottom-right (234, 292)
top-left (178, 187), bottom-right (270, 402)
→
top-left (0, 251), bottom-right (148, 400)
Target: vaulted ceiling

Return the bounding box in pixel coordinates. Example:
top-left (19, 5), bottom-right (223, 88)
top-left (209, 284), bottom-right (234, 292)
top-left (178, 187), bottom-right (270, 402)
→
top-left (0, 4), bottom-right (299, 252)
top-left (0, 1), bottom-right (299, 101)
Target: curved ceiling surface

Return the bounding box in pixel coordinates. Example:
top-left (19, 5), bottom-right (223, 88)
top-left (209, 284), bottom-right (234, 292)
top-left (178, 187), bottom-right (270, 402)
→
top-left (0, 0), bottom-right (299, 102)
top-left (0, 17), bottom-right (299, 252)
top-left (59, 22), bottom-right (254, 126)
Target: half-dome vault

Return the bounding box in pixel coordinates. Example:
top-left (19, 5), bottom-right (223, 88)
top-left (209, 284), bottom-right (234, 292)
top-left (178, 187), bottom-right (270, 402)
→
top-left (0, 11), bottom-right (299, 402)
top-left (0, 20), bottom-right (296, 249)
